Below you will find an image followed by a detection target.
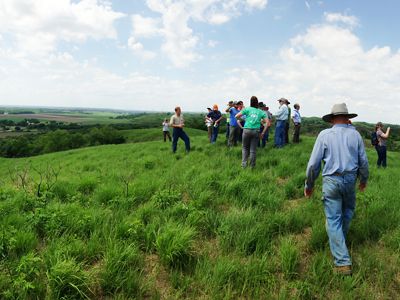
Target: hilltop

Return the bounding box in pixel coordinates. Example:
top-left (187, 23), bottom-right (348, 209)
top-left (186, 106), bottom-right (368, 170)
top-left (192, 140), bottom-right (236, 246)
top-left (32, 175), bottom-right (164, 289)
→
top-left (0, 130), bottom-right (399, 299)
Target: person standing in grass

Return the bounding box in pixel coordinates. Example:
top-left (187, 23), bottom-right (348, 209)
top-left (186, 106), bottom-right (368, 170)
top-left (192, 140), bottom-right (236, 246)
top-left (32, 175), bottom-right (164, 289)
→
top-left (170, 106), bottom-right (190, 153)
top-left (292, 103), bottom-right (301, 143)
top-left (225, 101), bottom-right (233, 140)
top-left (375, 122), bottom-right (390, 168)
top-left (274, 98), bottom-right (289, 148)
top-left (205, 107), bottom-right (213, 142)
top-left (304, 103), bottom-right (369, 276)
top-left (207, 104), bottom-right (223, 144)
top-left (235, 96), bottom-right (268, 168)
top-left (227, 101), bottom-right (241, 147)
top-left (284, 99), bottom-right (291, 144)
top-left (257, 102), bottom-right (271, 148)
top-left (162, 118), bottom-right (172, 142)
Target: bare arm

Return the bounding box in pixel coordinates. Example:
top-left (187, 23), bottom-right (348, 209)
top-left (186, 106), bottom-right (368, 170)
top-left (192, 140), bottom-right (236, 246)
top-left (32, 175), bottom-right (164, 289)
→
top-left (381, 127), bottom-right (391, 139)
top-left (260, 118), bottom-right (268, 135)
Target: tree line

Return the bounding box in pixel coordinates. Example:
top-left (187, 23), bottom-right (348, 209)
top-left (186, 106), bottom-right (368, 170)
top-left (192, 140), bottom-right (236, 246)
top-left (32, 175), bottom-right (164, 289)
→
top-left (0, 126), bottom-right (125, 158)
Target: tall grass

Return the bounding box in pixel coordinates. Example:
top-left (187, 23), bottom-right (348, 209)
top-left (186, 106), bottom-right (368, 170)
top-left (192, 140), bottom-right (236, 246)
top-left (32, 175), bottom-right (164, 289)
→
top-left (0, 130), bottom-right (399, 298)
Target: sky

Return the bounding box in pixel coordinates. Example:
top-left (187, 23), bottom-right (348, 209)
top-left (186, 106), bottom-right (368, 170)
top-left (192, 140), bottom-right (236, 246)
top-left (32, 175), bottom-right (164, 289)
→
top-left (0, 0), bottom-right (400, 123)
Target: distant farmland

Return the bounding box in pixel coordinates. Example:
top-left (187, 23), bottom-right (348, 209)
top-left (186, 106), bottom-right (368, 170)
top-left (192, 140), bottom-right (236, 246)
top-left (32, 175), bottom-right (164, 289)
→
top-left (0, 113), bottom-right (87, 122)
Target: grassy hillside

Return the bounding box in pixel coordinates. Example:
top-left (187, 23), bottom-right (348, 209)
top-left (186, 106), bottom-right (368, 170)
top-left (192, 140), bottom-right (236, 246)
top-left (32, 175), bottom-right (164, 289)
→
top-left (0, 130), bottom-right (399, 299)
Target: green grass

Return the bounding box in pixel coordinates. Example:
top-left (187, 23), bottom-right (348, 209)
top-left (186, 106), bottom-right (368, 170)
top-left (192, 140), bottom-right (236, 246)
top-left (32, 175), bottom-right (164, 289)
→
top-left (0, 129), bottom-right (399, 299)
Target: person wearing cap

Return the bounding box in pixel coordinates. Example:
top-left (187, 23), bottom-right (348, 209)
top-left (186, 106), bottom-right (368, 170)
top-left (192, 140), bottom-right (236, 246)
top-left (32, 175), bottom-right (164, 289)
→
top-left (284, 99), bottom-right (291, 144)
top-left (304, 103), bottom-right (369, 276)
top-left (207, 104), bottom-right (223, 144)
top-left (236, 100), bottom-right (245, 143)
top-left (226, 101), bottom-right (234, 140)
top-left (375, 122), bottom-right (390, 168)
top-left (292, 103), bottom-right (301, 143)
top-left (162, 118), bottom-right (172, 142)
top-left (274, 98), bottom-right (289, 148)
top-left (226, 101), bottom-right (241, 147)
top-left (235, 96), bottom-right (268, 168)
top-left (257, 102), bottom-right (271, 148)
top-left (170, 106), bottom-right (190, 153)
top-left (205, 107), bottom-right (213, 142)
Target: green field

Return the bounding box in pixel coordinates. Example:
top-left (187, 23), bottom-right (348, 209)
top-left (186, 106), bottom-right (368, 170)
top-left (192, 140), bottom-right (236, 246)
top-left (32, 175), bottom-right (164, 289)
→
top-left (0, 109), bottom-right (131, 125)
top-left (1, 129), bottom-right (399, 299)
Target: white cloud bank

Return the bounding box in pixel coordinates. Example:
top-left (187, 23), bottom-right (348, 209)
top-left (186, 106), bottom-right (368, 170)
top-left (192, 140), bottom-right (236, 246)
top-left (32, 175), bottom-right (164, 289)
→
top-left (0, 0), bottom-right (125, 56)
top-left (129, 0), bottom-right (269, 67)
top-left (1, 10), bottom-right (400, 124)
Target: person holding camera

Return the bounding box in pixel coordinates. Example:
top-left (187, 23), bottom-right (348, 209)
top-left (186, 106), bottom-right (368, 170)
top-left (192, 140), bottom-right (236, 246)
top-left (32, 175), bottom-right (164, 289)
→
top-left (375, 122), bottom-right (390, 168)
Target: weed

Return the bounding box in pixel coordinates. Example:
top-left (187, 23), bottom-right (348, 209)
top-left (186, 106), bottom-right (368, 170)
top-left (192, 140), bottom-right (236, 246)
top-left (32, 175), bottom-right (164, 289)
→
top-left (100, 242), bottom-right (144, 297)
top-left (279, 236), bottom-right (300, 279)
top-left (155, 221), bottom-right (197, 269)
top-left (152, 189), bottom-right (181, 209)
top-left (47, 258), bottom-right (93, 299)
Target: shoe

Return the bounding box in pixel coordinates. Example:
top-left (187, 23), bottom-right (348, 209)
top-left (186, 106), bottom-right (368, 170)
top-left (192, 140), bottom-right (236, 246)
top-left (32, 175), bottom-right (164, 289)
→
top-left (334, 265), bottom-right (352, 276)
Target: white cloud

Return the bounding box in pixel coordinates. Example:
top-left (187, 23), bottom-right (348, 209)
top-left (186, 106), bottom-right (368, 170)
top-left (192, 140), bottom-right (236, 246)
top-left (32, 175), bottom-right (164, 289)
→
top-left (2, 9), bottom-right (400, 124)
top-left (132, 14), bottom-right (161, 38)
top-left (130, 0), bottom-right (269, 68)
top-left (324, 12), bottom-right (359, 28)
top-left (305, 1), bottom-right (311, 10)
top-left (246, 0), bottom-right (268, 9)
top-left (0, 0), bottom-right (125, 56)
top-left (127, 37), bottom-right (156, 60)
top-left (208, 40), bottom-right (219, 48)
top-left (260, 16), bottom-right (400, 123)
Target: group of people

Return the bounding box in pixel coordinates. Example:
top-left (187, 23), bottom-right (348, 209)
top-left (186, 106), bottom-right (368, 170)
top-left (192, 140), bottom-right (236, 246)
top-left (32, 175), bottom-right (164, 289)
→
top-left (204, 98), bottom-right (301, 148)
top-left (161, 99), bottom-right (397, 276)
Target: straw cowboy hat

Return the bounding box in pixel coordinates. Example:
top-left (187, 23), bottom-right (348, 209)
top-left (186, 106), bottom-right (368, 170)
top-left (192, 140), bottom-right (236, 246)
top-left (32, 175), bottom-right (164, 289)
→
top-left (322, 103), bottom-right (358, 122)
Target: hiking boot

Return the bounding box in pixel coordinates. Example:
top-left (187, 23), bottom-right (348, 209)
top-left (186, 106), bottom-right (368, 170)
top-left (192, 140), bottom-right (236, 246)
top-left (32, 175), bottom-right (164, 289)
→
top-left (334, 265), bottom-right (352, 276)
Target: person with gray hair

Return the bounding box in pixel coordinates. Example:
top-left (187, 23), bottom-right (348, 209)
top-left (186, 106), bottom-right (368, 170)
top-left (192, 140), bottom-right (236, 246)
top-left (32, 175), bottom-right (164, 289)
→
top-left (305, 103), bottom-right (369, 276)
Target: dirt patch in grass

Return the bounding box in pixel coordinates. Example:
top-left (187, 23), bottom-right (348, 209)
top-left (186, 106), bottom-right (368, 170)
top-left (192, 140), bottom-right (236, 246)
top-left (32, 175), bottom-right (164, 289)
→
top-left (293, 227), bottom-right (313, 275)
top-left (198, 238), bottom-right (221, 261)
top-left (283, 197), bottom-right (307, 211)
top-left (276, 177), bottom-right (289, 186)
top-left (182, 191), bottom-right (190, 203)
top-left (143, 254), bottom-right (173, 299)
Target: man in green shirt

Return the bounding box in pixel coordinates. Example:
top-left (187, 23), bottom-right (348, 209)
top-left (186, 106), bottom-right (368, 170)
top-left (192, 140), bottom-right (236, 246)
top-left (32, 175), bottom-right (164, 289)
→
top-left (235, 96), bottom-right (268, 168)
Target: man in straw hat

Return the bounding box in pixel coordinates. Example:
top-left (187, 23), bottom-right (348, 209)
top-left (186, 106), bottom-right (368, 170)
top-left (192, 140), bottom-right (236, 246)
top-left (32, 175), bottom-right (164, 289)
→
top-left (304, 103), bottom-right (369, 276)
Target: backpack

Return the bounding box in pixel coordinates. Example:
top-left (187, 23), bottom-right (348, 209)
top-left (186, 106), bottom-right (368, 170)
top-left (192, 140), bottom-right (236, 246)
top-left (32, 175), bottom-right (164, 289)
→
top-left (371, 131), bottom-right (379, 146)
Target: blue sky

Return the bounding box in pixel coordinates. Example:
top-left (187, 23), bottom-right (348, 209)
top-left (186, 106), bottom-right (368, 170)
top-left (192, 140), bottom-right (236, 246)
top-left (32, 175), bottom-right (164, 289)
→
top-left (0, 0), bottom-right (399, 123)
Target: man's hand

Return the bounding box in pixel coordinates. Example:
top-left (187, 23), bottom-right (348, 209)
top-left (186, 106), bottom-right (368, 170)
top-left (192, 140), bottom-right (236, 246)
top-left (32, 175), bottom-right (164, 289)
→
top-left (304, 188), bottom-right (313, 198)
top-left (359, 182), bottom-right (367, 192)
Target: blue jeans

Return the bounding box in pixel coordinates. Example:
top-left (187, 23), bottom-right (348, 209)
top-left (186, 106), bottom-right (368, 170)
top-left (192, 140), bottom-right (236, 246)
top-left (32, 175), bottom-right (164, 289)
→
top-left (172, 128), bottom-right (190, 153)
top-left (211, 126), bottom-right (219, 143)
top-left (322, 173), bottom-right (356, 266)
top-left (274, 120), bottom-right (285, 148)
top-left (375, 145), bottom-right (387, 168)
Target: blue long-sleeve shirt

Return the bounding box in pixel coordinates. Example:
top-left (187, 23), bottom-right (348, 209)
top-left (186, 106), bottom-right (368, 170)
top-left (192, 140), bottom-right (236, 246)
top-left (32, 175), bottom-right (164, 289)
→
top-left (305, 124), bottom-right (369, 190)
top-left (274, 105), bottom-right (288, 121)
